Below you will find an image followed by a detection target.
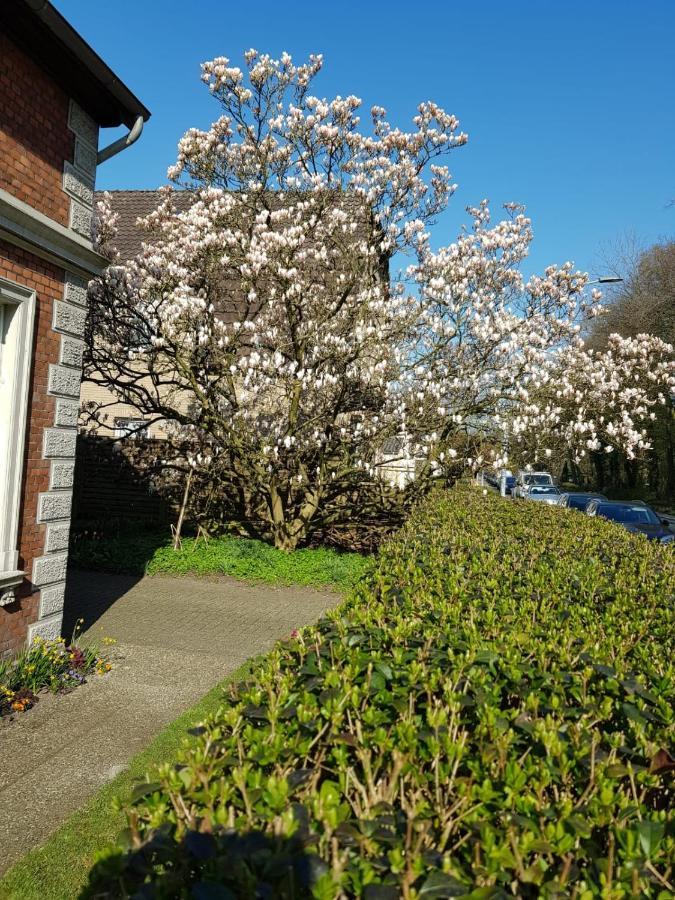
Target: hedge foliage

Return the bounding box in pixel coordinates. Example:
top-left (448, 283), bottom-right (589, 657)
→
top-left (85, 485), bottom-right (674, 898)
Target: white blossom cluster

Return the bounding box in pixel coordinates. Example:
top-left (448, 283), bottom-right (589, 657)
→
top-left (406, 199), bottom-right (674, 467)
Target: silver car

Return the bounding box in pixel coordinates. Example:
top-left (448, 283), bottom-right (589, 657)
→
top-left (523, 485), bottom-right (562, 505)
top-left (514, 471), bottom-right (555, 498)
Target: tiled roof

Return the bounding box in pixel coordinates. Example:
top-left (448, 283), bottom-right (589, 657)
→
top-left (95, 190), bottom-right (193, 262)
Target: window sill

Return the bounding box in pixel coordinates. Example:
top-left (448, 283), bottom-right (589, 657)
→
top-left (0, 570), bottom-right (25, 607)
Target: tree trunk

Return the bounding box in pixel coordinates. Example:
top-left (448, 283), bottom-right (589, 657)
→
top-left (267, 484), bottom-right (322, 551)
top-left (173, 468), bottom-right (193, 550)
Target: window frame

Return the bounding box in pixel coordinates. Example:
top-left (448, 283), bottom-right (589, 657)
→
top-left (0, 277), bottom-right (36, 596)
top-left (113, 416), bottom-right (150, 440)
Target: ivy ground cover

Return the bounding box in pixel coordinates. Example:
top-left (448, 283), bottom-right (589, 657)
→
top-left (85, 485), bottom-right (674, 898)
top-left (70, 528), bottom-right (367, 589)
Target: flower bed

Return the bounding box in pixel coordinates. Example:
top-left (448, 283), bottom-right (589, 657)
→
top-left (85, 485), bottom-right (674, 897)
top-left (0, 634), bottom-right (110, 718)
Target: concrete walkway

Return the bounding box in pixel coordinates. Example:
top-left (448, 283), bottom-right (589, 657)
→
top-left (0, 570), bottom-right (339, 875)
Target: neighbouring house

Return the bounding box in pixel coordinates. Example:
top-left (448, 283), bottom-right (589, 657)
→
top-left (0, 1), bottom-right (149, 654)
top-left (377, 437), bottom-right (424, 489)
top-left (81, 190), bottom-right (193, 439)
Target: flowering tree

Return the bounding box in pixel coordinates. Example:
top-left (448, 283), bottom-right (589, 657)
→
top-left (406, 202), bottom-right (675, 476)
top-left (89, 51), bottom-right (468, 549)
top-left (87, 50), bottom-right (675, 548)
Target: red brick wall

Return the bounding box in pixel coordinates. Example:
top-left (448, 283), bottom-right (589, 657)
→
top-left (0, 240), bottom-right (63, 655)
top-left (0, 31), bottom-right (74, 226)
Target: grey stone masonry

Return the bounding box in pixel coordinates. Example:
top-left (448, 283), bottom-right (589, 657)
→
top-left (45, 524), bottom-right (71, 553)
top-left (54, 398), bottom-right (79, 428)
top-left (64, 272), bottom-right (89, 308)
top-left (43, 428), bottom-right (77, 459)
top-left (53, 298), bottom-right (86, 337)
top-left (63, 161), bottom-right (94, 208)
top-left (28, 99), bottom-right (100, 644)
top-left (68, 101), bottom-right (98, 151)
top-left (37, 491), bottom-right (73, 523)
top-left (59, 336), bottom-right (85, 369)
top-left (69, 200), bottom-right (93, 239)
top-left (74, 138), bottom-right (98, 179)
top-left (48, 363), bottom-right (82, 399)
top-left (49, 460), bottom-right (75, 490)
top-left (38, 583), bottom-right (66, 618)
top-left (32, 554), bottom-right (68, 588)
top-left (27, 614), bottom-right (63, 644)
top-left (65, 102), bottom-right (98, 243)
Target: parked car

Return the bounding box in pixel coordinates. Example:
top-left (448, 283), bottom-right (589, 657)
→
top-left (501, 474), bottom-right (516, 496)
top-left (514, 471), bottom-right (554, 498)
top-left (586, 500), bottom-right (674, 544)
top-left (479, 469), bottom-right (513, 494)
top-left (523, 485), bottom-right (562, 505)
top-left (558, 492), bottom-right (607, 512)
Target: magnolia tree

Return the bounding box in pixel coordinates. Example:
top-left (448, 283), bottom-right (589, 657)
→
top-left (407, 202), bottom-right (675, 475)
top-left (87, 50), bottom-right (675, 549)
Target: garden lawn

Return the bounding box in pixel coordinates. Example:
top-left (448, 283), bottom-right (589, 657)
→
top-left (70, 530), bottom-right (368, 589)
top-left (0, 658), bottom-right (260, 900)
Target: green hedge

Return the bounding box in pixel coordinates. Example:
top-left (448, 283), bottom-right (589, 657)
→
top-left (85, 486), bottom-right (674, 898)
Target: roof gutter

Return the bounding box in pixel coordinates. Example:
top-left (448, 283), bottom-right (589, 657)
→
top-left (22, 0), bottom-right (150, 129)
top-left (97, 115), bottom-right (145, 165)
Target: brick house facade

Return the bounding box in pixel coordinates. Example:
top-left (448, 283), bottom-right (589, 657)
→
top-left (0, 2), bottom-right (149, 654)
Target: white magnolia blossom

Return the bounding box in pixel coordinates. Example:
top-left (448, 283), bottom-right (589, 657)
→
top-left (89, 50), bottom-right (674, 547)
top-left (405, 200), bottom-right (674, 467)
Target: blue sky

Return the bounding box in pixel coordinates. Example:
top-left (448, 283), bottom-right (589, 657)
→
top-left (57, 0), bottom-right (674, 278)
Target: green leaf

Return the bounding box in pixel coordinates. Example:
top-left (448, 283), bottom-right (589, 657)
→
top-left (363, 885), bottom-right (399, 900)
top-left (319, 780), bottom-right (342, 807)
top-left (474, 650), bottom-right (499, 665)
top-left (529, 840), bottom-right (554, 853)
top-left (637, 820), bottom-right (664, 857)
top-left (370, 671), bottom-right (386, 692)
top-left (419, 871), bottom-right (469, 896)
top-left (622, 703), bottom-right (647, 725)
top-left (375, 661), bottom-right (393, 681)
top-left (130, 781), bottom-right (161, 801)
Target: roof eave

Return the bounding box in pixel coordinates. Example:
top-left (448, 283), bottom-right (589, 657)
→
top-left (3, 1), bottom-right (150, 129)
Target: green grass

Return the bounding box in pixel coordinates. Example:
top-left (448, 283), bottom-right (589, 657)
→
top-left (0, 657), bottom-right (260, 900)
top-left (70, 530), bottom-right (368, 589)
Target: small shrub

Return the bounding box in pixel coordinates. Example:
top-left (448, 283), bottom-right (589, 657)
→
top-left (85, 486), bottom-right (674, 897)
top-left (0, 635), bottom-right (110, 717)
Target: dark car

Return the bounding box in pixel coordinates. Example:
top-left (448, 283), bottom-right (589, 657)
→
top-left (586, 500), bottom-right (674, 544)
top-left (558, 492), bottom-right (607, 512)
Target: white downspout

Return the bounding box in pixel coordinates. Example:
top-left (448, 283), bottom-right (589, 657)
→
top-left (97, 115), bottom-right (144, 165)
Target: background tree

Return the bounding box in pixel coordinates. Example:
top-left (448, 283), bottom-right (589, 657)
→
top-left (586, 239), bottom-right (675, 500)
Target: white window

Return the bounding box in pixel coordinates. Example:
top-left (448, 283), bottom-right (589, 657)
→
top-left (113, 417), bottom-right (149, 439)
top-left (0, 278), bottom-right (36, 605)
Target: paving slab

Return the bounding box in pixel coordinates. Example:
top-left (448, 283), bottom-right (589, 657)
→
top-left (0, 570), bottom-right (339, 875)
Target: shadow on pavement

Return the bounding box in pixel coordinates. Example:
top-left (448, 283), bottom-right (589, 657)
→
top-left (62, 568), bottom-right (144, 638)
